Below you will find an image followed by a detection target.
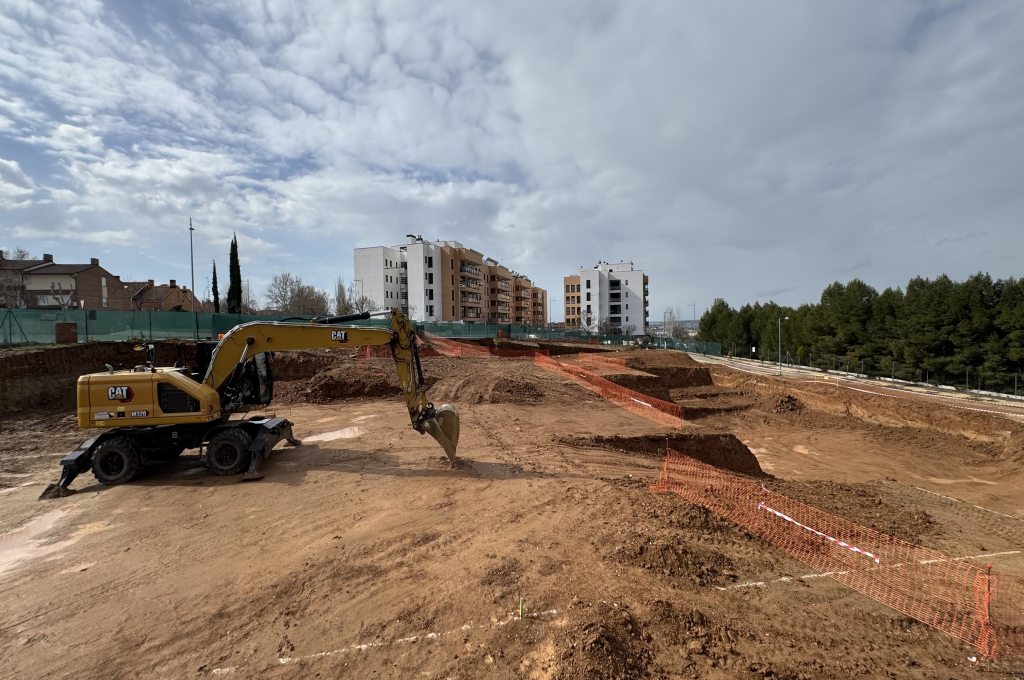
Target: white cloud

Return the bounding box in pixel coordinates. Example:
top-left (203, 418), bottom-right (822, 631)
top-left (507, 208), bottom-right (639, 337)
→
top-left (0, 1), bottom-right (1022, 313)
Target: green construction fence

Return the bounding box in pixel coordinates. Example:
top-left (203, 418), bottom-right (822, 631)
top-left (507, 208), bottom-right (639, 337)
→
top-left (0, 308), bottom-right (719, 355)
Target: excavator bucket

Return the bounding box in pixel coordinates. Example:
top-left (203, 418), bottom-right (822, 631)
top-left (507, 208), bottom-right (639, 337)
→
top-left (422, 403), bottom-right (460, 464)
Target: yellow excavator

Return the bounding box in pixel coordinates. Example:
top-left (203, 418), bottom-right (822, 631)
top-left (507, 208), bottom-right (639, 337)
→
top-left (43, 309), bottom-right (459, 496)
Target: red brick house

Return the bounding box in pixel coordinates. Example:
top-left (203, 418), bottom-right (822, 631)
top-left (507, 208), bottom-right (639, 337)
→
top-left (1, 253), bottom-right (133, 310)
top-left (124, 279), bottom-right (202, 312)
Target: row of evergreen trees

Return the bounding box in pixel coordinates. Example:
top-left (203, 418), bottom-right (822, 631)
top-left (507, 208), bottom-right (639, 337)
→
top-left (210, 234), bottom-right (243, 314)
top-left (698, 273), bottom-right (1024, 393)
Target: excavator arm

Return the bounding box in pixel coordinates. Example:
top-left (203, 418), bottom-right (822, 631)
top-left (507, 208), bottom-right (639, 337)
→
top-left (203, 309), bottom-right (459, 462)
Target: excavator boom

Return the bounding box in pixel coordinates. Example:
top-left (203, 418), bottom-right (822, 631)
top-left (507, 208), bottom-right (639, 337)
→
top-left (205, 309), bottom-right (459, 461)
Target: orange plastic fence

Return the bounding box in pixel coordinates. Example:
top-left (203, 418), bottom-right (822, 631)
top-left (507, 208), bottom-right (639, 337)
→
top-left (651, 448), bottom-right (1024, 658)
top-left (534, 353), bottom-right (684, 428)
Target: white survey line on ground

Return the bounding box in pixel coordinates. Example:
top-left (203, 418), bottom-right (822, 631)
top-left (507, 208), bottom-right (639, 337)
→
top-left (713, 550), bottom-right (1022, 591)
top-left (903, 485), bottom-right (1024, 523)
top-left (213, 608), bottom-right (563, 671)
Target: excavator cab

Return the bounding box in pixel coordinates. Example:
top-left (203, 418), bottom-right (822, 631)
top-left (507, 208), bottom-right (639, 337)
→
top-left (237, 353), bottom-right (274, 406)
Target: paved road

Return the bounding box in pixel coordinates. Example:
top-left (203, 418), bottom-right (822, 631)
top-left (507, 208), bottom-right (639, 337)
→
top-left (691, 354), bottom-right (1024, 422)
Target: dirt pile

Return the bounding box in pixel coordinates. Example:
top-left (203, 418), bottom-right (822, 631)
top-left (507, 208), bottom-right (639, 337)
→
top-left (278, 365), bottom-right (403, 404)
top-left (276, 356), bottom-right (590, 406)
top-left (612, 537), bottom-right (736, 587)
top-left (551, 604), bottom-right (655, 680)
top-left (771, 394), bottom-right (805, 413)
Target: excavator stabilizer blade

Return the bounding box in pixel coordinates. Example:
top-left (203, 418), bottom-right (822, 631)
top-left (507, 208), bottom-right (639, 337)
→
top-left (423, 403), bottom-right (460, 464)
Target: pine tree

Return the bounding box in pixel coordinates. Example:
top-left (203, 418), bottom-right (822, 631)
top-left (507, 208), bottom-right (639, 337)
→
top-left (227, 233), bottom-right (242, 313)
top-left (211, 260), bottom-right (221, 313)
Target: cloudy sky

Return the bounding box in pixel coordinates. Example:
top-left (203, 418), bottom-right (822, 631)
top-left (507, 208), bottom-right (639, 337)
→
top-left (1, 1), bottom-right (1022, 319)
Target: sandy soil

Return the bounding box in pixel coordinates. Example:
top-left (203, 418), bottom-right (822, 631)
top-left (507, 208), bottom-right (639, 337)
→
top-left (1, 349), bottom-right (1023, 678)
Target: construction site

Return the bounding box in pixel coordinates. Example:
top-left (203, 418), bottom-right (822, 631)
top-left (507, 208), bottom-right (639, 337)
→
top-left (2, 335), bottom-right (1023, 679)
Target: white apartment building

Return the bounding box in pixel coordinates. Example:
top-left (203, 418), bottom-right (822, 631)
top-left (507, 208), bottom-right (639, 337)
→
top-left (563, 261), bottom-right (649, 335)
top-left (354, 236), bottom-right (547, 324)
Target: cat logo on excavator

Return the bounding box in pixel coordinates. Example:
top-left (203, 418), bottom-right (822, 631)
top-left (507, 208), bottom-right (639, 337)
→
top-left (330, 330), bottom-right (348, 342)
top-left (107, 386), bottom-right (134, 402)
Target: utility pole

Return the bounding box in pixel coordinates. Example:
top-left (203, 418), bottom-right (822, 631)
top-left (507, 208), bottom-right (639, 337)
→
top-left (778, 316), bottom-right (788, 376)
top-left (189, 218), bottom-right (197, 340)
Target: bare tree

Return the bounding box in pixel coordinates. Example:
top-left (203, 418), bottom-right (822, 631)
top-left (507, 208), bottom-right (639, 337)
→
top-left (0, 247), bottom-right (30, 260)
top-left (0, 246), bottom-right (30, 307)
top-left (346, 281), bottom-right (378, 314)
top-left (265, 273), bottom-right (330, 316)
top-left (334, 276), bottom-right (354, 316)
top-left (242, 280), bottom-right (259, 315)
top-left (622, 323), bottom-right (637, 336)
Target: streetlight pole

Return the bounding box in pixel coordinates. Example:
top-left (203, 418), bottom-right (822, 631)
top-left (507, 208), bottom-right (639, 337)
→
top-left (549, 297), bottom-right (560, 326)
top-left (189, 218), bottom-right (197, 340)
top-left (778, 316), bottom-right (788, 375)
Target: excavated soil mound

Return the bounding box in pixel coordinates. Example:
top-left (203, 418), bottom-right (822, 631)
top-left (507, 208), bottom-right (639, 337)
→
top-left (551, 604), bottom-right (655, 680)
top-left (602, 372), bottom-right (672, 400)
top-left (612, 537), bottom-right (736, 587)
top-left (275, 356), bottom-right (590, 406)
top-left (0, 341), bottom-right (198, 412)
top-left (770, 394), bottom-right (805, 413)
top-left (569, 433), bottom-right (765, 477)
top-left (278, 365), bottom-right (403, 404)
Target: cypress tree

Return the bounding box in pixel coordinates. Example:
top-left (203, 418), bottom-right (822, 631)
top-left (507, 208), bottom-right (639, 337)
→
top-left (211, 260), bottom-right (221, 313)
top-left (227, 233), bottom-right (242, 313)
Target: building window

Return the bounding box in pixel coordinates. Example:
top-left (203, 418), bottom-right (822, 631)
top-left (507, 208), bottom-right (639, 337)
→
top-left (427, 256), bottom-right (433, 267)
top-left (586, 304), bottom-right (591, 313)
top-left (565, 284), bottom-right (570, 293)
top-left (427, 289), bottom-right (434, 300)
top-left (427, 273), bottom-right (434, 284)
top-left (585, 280), bottom-right (591, 289)
top-left (625, 304), bottom-right (629, 310)
top-left (586, 292), bottom-right (590, 301)
top-left (427, 305), bottom-right (434, 315)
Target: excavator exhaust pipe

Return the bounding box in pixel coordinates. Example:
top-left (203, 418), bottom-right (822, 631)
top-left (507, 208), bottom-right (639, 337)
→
top-left (421, 403), bottom-right (460, 464)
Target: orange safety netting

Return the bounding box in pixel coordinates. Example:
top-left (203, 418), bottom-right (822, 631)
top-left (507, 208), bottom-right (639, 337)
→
top-left (534, 353), bottom-right (684, 428)
top-left (651, 448), bottom-right (1024, 658)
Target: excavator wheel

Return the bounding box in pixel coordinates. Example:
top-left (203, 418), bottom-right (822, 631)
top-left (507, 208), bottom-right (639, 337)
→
top-left (206, 428), bottom-right (253, 475)
top-left (92, 436), bottom-right (142, 485)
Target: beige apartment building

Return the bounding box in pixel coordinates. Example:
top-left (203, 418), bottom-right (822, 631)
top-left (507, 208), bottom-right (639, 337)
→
top-left (354, 236), bottom-right (548, 325)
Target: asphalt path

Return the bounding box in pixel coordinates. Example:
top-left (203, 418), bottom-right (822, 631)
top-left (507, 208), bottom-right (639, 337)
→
top-left (691, 354), bottom-right (1024, 422)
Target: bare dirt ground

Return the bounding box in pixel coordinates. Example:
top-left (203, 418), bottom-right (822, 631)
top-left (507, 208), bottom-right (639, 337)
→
top-left (2, 346), bottom-right (1024, 678)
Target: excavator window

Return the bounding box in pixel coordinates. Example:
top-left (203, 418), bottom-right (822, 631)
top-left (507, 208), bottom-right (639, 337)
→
top-left (158, 382), bottom-right (200, 413)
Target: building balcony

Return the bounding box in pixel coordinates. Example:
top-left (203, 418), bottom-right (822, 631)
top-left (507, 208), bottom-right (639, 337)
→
top-left (492, 302), bottom-right (511, 311)
top-left (459, 263), bottom-right (482, 277)
top-left (460, 278), bottom-right (482, 289)
top-left (460, 294), bottom-right (482, 304)
top-left (490, 279), bottom-right (511, 290)
top-left (490, 291), bottom-right (511, 301)
top-left (461, 308), bottom-right (482, 319)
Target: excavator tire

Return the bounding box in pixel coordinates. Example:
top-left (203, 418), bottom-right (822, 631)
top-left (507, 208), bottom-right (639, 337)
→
top-left (206, 428), bottom-right (253, 475)
top-left (92, 435), bottom-right (142, 485)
